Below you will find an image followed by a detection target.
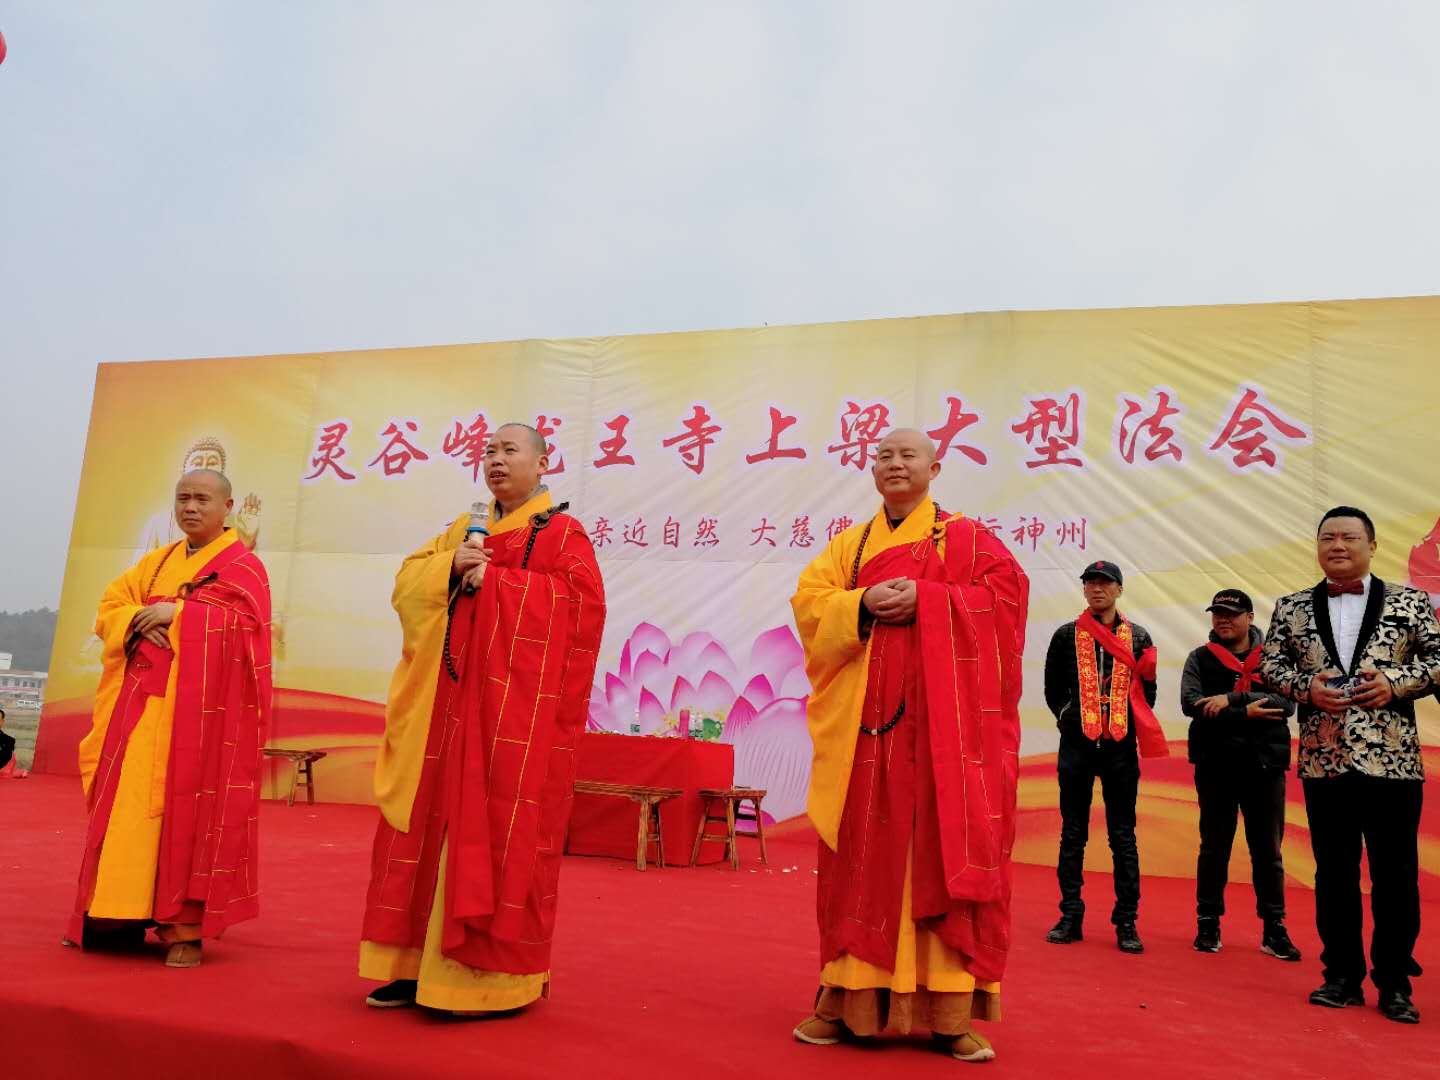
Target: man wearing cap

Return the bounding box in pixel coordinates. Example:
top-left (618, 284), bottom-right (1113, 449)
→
top-left (1180, 589), bottom-right (1299, 959)
top-left (1043, 560), bottom-right (1166, 953)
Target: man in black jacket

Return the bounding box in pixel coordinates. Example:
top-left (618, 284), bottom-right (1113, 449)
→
top-left (1043, 560), bottom-right (1158, 954)
top-left (1180, 588), bottom-right (1300, 960)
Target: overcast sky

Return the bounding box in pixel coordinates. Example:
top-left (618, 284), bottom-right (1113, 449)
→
top-left (2, 2), bottom-right (1438, 612)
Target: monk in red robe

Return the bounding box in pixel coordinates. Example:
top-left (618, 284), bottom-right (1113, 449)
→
top-left (791, 429), bottom-right (1028, 1063)
top-left (66, 468), bottom-right (272, 967)
top-left (360, 423), bottom-right (606, 1015)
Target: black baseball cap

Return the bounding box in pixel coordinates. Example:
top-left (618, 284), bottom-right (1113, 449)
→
top-left (1080, 560), bottom-right (1123, 585)
top-left (1206, 589), bottom-right (1253, 614)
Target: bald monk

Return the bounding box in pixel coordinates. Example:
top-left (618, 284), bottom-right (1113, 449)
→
top-left (67, 469), bottom-right (272, 967)
top-left (790, 429), bottom-right (1029, 1063)
top-left (133, 436), bottom-right (263, 562)
top-left (360, 423), bottom-right (606, 1014)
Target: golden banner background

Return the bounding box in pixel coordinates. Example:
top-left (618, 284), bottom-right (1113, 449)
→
top-left (39, 297), bottom-right (1440, 893)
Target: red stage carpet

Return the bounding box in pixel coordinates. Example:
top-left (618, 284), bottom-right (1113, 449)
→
top-left (3, 775), bottom-right (1433, 1079)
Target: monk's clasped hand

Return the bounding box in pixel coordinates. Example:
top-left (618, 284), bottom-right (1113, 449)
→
top-left (131, 601), bottom-right (178, 649)
top-left (868, 578), bottom-right (918, 625)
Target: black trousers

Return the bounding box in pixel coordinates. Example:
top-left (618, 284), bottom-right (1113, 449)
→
top-left (1302, 773), bottom-right (1424, 993)
top-left (1056, 736), bottom-right (1140, 924)
top-left (1193, 764), bottom-right (1287, 923)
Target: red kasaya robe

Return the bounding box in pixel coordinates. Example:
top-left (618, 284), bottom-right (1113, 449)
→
top-left (816, 516), bottom-right (1028, 985)
top-left (70, 537), bottom-right (272, 941)
top-left (361, 509), bottom-right (606, 975)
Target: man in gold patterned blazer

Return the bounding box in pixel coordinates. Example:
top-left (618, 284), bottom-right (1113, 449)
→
top-left (1260, 505), bottom-right (1440, 1025)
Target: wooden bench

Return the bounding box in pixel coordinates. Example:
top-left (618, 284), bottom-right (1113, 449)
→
top-left (691, 787), bottom-right (768, 869)
top-left (262, 748), bottom-right (327, 807)
top-left (570, 781), bottom-right (682, 870)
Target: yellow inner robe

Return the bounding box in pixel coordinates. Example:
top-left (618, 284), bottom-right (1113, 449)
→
top-left (79, 530), bottom-right (239, 922)
top-left (359, 490), bottom-right (554, 1012)
top-left (792, 497), bottom-right (999, 997)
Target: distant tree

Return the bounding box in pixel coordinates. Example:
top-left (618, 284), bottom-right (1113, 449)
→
top-left (0, 608), bottom-right (60, 671)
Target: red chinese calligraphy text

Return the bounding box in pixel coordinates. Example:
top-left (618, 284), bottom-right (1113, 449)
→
top-left (367, 420), bottom-right (430, 477)
top-left (623, 518), bottom-right (650, 547)
top-left (745, 406), bottom-right (808, 464)
top-left (827, 401), bottom-right (891, 470)
top-left (1010, 393), bottom-right (1084, 469)
top-left (303, 421), bottom-right (357, 482)
top-left (925, 396), bottom-right (988, 465)
top-left (593, 414), bottom-right (636, 468)
top-left (663, 405), bottom-right (722, 476)
top-left (1116, 391), bottom-right (1183, 465)
top-left (1011, 515), bottom-right (1047, 551)
top-left (694, 517), bottom-right (720, 547)
top-left (1207, 387), bottom-right (1309, 469)
top-left (442, 412), bottom-right (491, 482)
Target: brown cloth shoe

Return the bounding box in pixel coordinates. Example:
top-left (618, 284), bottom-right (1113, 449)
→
top-left (942, 1029), bottom-right (996, 1063)
top-left (164, 942), bottom-right (203, 968)
top-left (792, 1015), bottom-right (844, 1045)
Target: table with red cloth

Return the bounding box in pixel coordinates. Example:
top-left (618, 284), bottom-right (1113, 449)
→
top-left (567, 733), bottom-right (735, 866)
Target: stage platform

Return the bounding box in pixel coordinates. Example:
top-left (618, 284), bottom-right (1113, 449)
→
top-left (3, 775), bottom-right (1432, 1079)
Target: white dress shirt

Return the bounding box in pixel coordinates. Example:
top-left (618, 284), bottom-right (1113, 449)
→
top-left (1326, 573), bottom-right (1372, 673)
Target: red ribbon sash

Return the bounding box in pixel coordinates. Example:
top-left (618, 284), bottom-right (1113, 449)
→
top-left (1204, 641), bottom-right (1262, 693)
top-left (1075, 610), bottom-right (1168, 758)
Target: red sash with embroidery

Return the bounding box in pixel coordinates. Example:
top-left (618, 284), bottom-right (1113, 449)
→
top-left (1075, 610), bottom-right (1168, 758)
top-left (1204, 641), bottom-right (1263, 692)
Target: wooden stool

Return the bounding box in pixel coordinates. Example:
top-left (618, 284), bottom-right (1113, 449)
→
top-left (691, 787), bottom-right (768, 869)
top-left (570, 781), bottom-right (682, 870)
top-left (262, 748), bottom-right (327, 806)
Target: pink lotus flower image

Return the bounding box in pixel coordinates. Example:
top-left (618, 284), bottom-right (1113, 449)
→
top-left (589, 623), bottom-right (814, 822)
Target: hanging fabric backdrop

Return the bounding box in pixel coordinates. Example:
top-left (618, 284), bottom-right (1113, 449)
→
top-left (36, 296), bottom-right (1440, 892)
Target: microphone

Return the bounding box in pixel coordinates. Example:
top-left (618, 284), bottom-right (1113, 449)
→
top-left (462, 502), bottom-right (490, 593)
top-left (466, 501), bottom-right (491, 542)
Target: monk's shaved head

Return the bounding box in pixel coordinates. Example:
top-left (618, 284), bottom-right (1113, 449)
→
top-left (485, 423), bottom-right (551, 513)
top-left (178, 468), bottom-right (232, 500)
top-left (495, 423), bottom-right (548, 455)
top-left (877, 428), bottom-right (938, 461)
top-left (872, 426), bottom-right (941, 516)
top-left (174, 468), bottom-right (234, 547)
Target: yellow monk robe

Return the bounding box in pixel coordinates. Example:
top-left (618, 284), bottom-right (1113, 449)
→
top-left (792, 496), bottom-right (1029, 1034)
top-left (360, 489), bottom-right (607, 1011)
top-left (74, 529), bottom-right (270, 936)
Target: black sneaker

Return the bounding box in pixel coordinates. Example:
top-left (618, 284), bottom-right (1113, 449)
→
top-left (1116, 922), bottom-right (1145, 954)
top-left (1378, 989), bottom-right (1420, 1024)
top-left (365, 979), bottom-right (418, 1008)
top-left (1046, 915), bottom-right (1083, 944)
top-left (1260, 922), bottom-right (1301, 962)
top-left (1308, 980), bottom-right (1365, 1008)
top-left (1193, 918), bottom-right (1221, 953)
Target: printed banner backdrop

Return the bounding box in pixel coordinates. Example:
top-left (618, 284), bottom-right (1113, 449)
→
top-left (38, 297), bottom-right (1440, 895)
